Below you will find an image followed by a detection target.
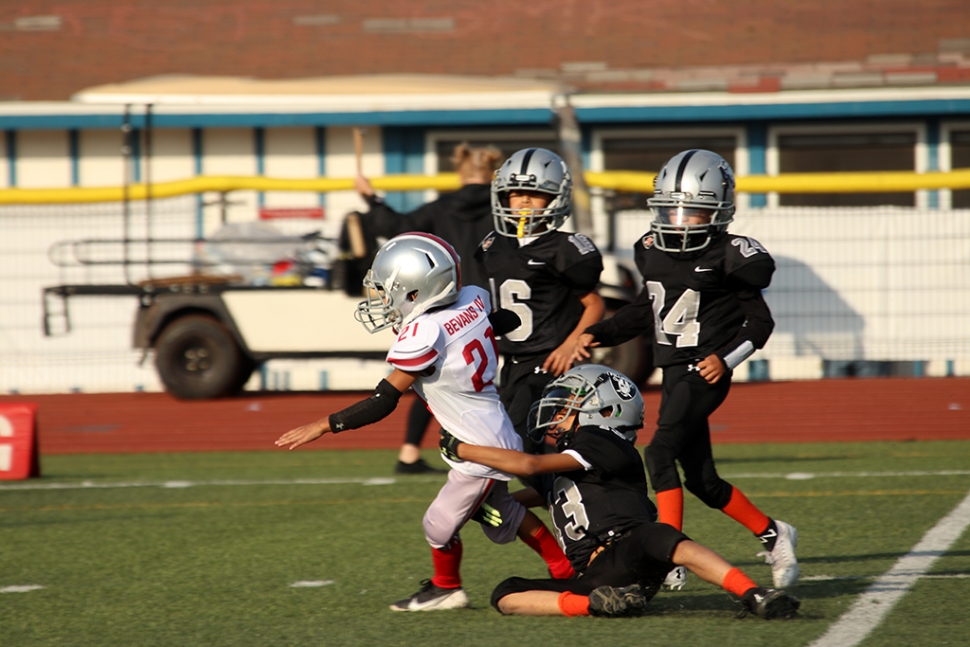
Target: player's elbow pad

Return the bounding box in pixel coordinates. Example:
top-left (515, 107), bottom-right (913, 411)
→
top-left (722, 340), bottom-right (756, 370)
top-left (328, 379), bottom-right (402, 433)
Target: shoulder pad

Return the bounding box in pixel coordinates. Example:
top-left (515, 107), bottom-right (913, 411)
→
top-left (567, 233), bottom-right (599, 256)
top-left (386, 319), bottom-right (445, 372)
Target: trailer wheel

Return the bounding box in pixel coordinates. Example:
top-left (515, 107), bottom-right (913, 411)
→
top-left (155, 314), bottom-right (247, 400)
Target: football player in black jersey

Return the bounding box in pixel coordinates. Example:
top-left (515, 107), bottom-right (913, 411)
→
top-left (573, 150), bottom-right (799, 591)
top-left (439, 365), bottom-right (800, 619)
top-left (475, 148), bottom-right (604, 453)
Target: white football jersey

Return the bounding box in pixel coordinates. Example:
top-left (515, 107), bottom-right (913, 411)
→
top-left (386, 286), bottom-right (522, 480)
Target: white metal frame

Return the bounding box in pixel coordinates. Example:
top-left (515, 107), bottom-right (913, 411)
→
top-left (939, 120), bottom-right (970, 210)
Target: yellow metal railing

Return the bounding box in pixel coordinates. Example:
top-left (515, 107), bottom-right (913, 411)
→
top-left (3, 169), bottom-right (970, 204)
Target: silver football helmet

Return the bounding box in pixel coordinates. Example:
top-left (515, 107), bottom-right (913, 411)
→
top-left (647, 149), bottom-right (735, 253)
top-left (355, 232), bottom-right (461, 334)
top-left (491, 148), bottom-right (572, 238)
top-left (528, 364), bottom-right (644, 448)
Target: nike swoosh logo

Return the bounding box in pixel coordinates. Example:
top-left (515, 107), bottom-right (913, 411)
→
top-left (528, 260), bottom-right (545, 266)
top-left (694, 267), bottom-right (714, 272)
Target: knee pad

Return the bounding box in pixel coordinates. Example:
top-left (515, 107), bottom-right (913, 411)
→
top-left (644, 444), bottom-right (681, 492)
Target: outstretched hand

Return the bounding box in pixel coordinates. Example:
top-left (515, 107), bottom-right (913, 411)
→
top-left (275, 419), bottom-right (330, 450)
top-left (571, 332), bottom-right (600, 363)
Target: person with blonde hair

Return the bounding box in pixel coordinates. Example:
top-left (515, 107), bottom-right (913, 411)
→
top-left (355, 142), bottom-right (503, 473)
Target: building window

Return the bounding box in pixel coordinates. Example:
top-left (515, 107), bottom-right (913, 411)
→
top-left (777, 132), bottom-right (916, 207)
top-left (601, 136), bottom-right (736, 174)
top-left (951, 130), bottom-right (970, 209)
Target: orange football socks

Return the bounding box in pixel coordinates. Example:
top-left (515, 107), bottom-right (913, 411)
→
top-left (558, 591), bottom-right (591, 616)
top-left (720, 486), bottom-right (771, 535)
top-left (656, 488), bottom-right (684, 531)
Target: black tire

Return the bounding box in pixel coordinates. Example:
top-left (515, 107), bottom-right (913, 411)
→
top-left (154, 314), bottom-right (248, 400)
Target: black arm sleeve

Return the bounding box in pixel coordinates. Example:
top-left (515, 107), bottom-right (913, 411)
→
top-left (328, 379), bottom-right (403, 433)
top-left (715, 290), bottom-right (775, 369)
top-left (584, 287), bottom-right (655, 347)
top-left (488, 308), bottom-right (522, 337)
top-left (560, 257), bottom-right (604, 294)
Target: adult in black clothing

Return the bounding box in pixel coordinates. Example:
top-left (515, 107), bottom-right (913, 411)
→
top-left (439, 364), bottom-right (800, 620)
top-left (573, 150), bottom-right (799, 591)
top-left (355, 143), bottom-right (502, 473)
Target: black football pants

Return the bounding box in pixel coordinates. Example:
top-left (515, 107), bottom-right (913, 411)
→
top-left (499, 352), bottom-right (554, 454)
top-left (490, 522), bottom-right (687, 612)
top-left (643, 363), bottom-right (735, 510)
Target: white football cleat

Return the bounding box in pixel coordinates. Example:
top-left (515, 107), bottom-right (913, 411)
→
top-left (662, 566), bottom-right (687, 591)
top-left (389, 579), bottom-right (469, 612)
top-left (757, 520), bottom-right (799, 588)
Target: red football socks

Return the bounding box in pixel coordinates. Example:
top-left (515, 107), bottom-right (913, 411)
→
top-left (430, 538), bottom-right (463, 589)
top-left (522, 523), bottom-right (575, 579)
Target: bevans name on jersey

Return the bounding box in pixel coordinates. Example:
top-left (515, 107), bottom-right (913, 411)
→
top-left (443, 296), bottom-right (487, 336)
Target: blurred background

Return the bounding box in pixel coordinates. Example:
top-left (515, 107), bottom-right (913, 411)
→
top-left (1, 0), bottom-right (969, 397)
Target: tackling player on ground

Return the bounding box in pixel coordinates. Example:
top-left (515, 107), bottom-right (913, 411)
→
top-left (574, 150), bottom-right (799, 591)
top-left (276, 233), bottom-right (573, 611)
top-left (440, 364), bottom-right (800, 619)
top-left (475, 148), bottom-right (604, 453)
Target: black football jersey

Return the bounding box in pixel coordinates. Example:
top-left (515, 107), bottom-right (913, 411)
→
top-left (633, 233), bottom-right (775, 367)
top-left (474, 230), bottom-right (603, 356)
top-left (585, 233), bottom-right (775, 368)
top-left (538, 426), bottom-right (657, 571)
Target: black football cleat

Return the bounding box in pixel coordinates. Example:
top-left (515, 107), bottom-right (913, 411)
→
top-left (741, 587), bottom-right (800, 620)
top-left (588, 584), bottom-right (650, 617)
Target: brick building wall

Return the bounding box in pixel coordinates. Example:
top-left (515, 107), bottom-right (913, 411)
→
top-left (1, 0), bottom-right (969, 100)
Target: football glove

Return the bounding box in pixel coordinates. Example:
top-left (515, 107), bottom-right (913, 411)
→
top-left (439, 429), bottom-right (463, 462)
top-left (471, 502), bottom-right (503, 528)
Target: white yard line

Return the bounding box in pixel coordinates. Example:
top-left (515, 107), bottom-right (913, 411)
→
top-left (806, 488), bottom-right (970, 647)
top-left (1, 469), bottom-right (968, 492)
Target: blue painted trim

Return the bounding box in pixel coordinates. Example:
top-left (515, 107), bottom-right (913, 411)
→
top-left (5, 99), bottom-right (970, 130)
top-left (927, 118), bottom-right (940, 209)
top-left (192, 128), bottom-right (203, 237)
top-left (0, 109), bottom-right (552, 130)
top-left (69, 129), bottom-right (80, 186)
top-left (746, 123), bottom-right (768, 208)
top-left (574, 99), bottom-right (970, 123)
top-left (581, 126), bottom-right (592, 171)
top-left (315, 126), bottom-right (326, 207)
top-left (4, 130), bottom-right (14, 186)
top-left (254, 127), bottom-right (265, 208)
top-left (383, 126), bottom-right (426, 211)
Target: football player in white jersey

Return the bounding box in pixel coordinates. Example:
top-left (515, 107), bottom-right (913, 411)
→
top-left (276, 232), bottom-right (574, 612)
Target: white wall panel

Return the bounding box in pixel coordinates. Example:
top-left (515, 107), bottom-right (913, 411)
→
top-left (16, 130), bottom-right (71, 188)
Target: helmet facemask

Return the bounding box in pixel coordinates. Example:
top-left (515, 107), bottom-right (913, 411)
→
top-left (647, 150), bottom-right (736, 254)
top-left (527, 365), bottom-right (644, 448)
top-left (354, 233), bottom-right (460, 334)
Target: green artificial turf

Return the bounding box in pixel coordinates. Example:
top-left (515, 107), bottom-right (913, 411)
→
top-left (1, 441), bottom-right (968, 646)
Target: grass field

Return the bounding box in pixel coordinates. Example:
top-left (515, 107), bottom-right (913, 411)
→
top-left (2, 440), bottom-right (970, 647)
